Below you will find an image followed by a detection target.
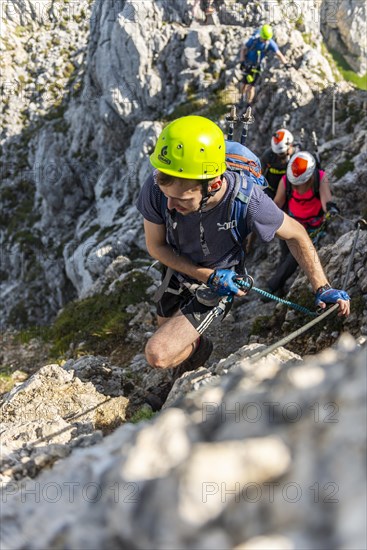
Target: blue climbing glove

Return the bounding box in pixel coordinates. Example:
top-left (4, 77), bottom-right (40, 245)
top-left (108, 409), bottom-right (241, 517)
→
top-left (315, 284), bottom-right (350, 308)
top-left (207, 269), bottom-right (241, 296)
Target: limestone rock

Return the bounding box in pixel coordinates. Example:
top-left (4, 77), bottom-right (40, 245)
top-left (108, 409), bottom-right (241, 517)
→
top-left (0, 338), bottom-right (365, 549)
top-left (0, 364), bottom-right (128, 483)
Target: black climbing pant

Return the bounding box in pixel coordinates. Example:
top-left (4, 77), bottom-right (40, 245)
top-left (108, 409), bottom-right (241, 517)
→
top-left (267, 240), bottom-right (298, 293)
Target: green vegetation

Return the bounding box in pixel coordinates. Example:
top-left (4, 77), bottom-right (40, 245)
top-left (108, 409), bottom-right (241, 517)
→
top-left (0, 367), bottom-right (16, 394)
top-left (201, 89), bottom-right (231, 119)
top-left (14, 25), bottom-right (27, 37)
top-left (288, 288), bottom-right (315, 312)
top-left (8, 302), bottom-right (29, 327)
top-left (295, 15), bottom-right (305, 31)
top-left (325, 46), bottom-right (367, 90)
top-left (129, 406), bottom-right (156, 423)
top-left (164, 87), bottom-right (230, 123)
top-left (13, 229), bottom-right (43, 250)
top-left (15, 326), bottom-right (51, 345)
top-left (48, 271), bottom-right (151, 358)
top-left (302, 33), bottom-right (315, 47)
top-left (333, 159), bottom-right (355, 179)
top-left (165, 98), bottom-right (206, 121)
top-left (251, 315), bottom-right (272, 337)
top-left (349, 295), bottom-right (365, 317)
top-left (80, 224), bottom-right (101, 241)
top-left (0, 180), bottom-right (40, 234)
top-left (63, 62), bottom-right (75, 79)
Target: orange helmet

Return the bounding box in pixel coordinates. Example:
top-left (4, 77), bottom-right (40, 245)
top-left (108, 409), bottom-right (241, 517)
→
top-left (287, 152), bottom-right (316, 185)
top-left (271, 129), bottom-right (294, 154)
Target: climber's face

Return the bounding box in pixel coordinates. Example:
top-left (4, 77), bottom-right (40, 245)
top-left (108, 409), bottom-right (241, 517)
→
top-left (159, 178), bottom-right (203, 214)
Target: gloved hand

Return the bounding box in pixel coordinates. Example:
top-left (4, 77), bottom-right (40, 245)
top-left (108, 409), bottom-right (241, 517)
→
top-left (207, 269), bottom-right (241, 296)
top-left (315, 284), bottom-right (350, 308)
top-left (326, 201), bottom-right (340, 217)
top-left (240, 61), bottom-right (247, 70)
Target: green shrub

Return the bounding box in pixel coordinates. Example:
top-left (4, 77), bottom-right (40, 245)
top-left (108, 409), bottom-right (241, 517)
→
top-left (327, 47), bottom-right (367, 90)
top-left (333, 159), bottom-right (355, 179)
top-left (129, 406), bottom-right (156, 423)
top-left (49, 271), bottom-right (151, 358)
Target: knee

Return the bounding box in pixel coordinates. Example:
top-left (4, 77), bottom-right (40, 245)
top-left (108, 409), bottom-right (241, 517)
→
top-left (145, 338), bottom-right (169, 369)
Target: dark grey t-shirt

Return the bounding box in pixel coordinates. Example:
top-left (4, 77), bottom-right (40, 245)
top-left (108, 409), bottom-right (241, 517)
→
top-left (136, 170), bottom-right (284, 271)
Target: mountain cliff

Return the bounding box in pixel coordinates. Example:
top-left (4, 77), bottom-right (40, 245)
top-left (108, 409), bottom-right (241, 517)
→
top-left (1, 3), bottom-right (366, 547)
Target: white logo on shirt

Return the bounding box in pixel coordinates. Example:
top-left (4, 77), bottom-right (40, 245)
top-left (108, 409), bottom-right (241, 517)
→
top-left (217, 220), bottom-right (237, 231)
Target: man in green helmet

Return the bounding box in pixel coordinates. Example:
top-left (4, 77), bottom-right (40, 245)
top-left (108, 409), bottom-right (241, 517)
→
top-left (239, 24), bottom-right (288, 108)
top-left (136, 115), bottom-right (350, 387)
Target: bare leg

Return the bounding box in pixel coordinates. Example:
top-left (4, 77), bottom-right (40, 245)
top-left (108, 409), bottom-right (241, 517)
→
top-left (245, 84), bottom-right (256, 104)
top-left (145, 312), bottom-right (200, 369)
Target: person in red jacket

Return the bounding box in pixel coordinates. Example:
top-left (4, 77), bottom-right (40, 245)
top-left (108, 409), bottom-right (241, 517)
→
top-left (267, 151), bottom-right (340, 293)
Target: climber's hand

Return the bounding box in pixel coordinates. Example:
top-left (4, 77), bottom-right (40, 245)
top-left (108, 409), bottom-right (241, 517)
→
top-left (315, 285), bottom-right (350, 317)
top-left (207, 269), bottom-right (245, 297)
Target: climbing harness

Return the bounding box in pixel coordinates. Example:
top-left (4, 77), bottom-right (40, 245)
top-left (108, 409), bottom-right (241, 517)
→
top-left (195, 273), bottom-right (254, 335)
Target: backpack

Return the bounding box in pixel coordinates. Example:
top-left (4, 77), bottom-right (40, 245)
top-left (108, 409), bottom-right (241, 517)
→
top-left (245, 31), bottom-right (269, 66)
top-left (225, 139), bottom-right (267, 188)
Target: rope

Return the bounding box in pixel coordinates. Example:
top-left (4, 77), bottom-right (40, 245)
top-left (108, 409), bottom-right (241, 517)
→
top-left (236, 279), bottom-right (317, 317)
top-left (247, 219), bottom-right (366, 362)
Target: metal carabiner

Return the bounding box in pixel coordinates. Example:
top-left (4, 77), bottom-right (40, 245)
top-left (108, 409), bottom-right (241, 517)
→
top-left (235, 273), bottom-right (254, 294)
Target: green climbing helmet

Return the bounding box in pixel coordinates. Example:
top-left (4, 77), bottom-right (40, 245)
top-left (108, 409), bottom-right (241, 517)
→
top-left (259, 24), bottom-right (273, 40)
top-left (150, 115), bottom-right (226, 180)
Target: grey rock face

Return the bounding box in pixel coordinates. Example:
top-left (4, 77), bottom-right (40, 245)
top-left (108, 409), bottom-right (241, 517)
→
top-left (0, 363), bottom-right (128, 484)
top-left (1, 0), bottom-right (366, 327)
top-left (321, 0), bottom-right (367, 74)
top-left (289, 231), bottom-right (367, 338)
top-left (0, 336), bottom-right (365, 549)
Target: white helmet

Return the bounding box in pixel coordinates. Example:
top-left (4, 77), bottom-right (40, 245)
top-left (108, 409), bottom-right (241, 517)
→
top-left (287, 152), bottom-right (316, 185)
top-left (271, 129), bottom-right (294, 154)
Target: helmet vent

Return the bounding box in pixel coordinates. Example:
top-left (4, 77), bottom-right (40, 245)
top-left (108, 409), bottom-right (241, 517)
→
top-left (177, 144), bottom-right (182, 149)
top-left (200, 148), bottom-right (205, 152)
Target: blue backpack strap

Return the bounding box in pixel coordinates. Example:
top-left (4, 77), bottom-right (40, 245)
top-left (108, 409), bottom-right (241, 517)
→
top-left (158, 183), bottom-right (181, 255)
top-left (226, 173), bottom-right (255, 273)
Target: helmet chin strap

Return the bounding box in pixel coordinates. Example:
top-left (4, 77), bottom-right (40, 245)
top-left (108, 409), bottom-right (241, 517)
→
top-left (199, 178), bottom-right (222, 210)
top-left (198, 178), bottom-right (223, 256)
